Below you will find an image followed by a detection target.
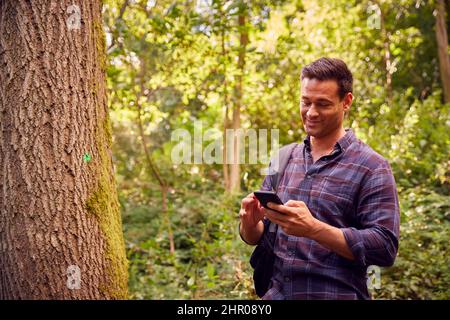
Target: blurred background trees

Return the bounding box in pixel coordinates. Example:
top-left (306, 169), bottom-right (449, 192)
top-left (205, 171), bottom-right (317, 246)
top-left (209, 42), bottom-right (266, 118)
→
top-left (103, 0), bottom-right (449, 299)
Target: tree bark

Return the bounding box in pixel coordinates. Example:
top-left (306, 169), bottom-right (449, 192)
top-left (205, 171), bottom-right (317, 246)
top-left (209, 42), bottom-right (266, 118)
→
top-left (0, 0), bottom-right (128, 299)
top-left (435, 0), bottom-right (450, 103)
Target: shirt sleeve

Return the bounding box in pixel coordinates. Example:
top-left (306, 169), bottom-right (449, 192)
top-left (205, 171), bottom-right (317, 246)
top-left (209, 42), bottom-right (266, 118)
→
top-left (341, 160), bottom-right (400, 267)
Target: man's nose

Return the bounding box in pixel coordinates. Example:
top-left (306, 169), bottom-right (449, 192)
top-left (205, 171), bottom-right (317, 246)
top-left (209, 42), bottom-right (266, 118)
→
top-left (306, 105), bottom-right (319, 118)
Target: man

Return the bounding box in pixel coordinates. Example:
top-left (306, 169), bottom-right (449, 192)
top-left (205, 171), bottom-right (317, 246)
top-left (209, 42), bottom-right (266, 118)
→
top-left (239, 57), bottom-right (400, 300)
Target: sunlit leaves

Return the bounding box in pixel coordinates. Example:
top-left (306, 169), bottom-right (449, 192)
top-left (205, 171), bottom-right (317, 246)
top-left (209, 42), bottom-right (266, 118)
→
top-left (104, 0), bottom-right (449, 299)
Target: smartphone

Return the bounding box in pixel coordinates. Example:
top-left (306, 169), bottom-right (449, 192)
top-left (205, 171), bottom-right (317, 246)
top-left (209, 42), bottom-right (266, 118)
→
top-left (254, 191), bottom-right (284, 212)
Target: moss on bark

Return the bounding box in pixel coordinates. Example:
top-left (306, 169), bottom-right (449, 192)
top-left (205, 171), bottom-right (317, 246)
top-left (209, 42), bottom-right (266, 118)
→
top-left (85, 9), bottom-right (128, 299)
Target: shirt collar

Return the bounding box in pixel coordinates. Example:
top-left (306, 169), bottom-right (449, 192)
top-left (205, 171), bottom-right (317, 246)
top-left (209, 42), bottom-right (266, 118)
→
top-left (303, 128), bottom-right (356, 152)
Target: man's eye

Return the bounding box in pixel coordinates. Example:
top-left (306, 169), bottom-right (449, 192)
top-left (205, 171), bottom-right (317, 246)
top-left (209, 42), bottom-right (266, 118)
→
top-left (302, 102), bottom-right (311, 107)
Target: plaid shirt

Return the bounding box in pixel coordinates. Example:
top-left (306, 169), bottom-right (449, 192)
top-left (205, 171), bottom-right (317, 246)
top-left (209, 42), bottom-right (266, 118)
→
top-left (260, 129), bottom-right (400, 300)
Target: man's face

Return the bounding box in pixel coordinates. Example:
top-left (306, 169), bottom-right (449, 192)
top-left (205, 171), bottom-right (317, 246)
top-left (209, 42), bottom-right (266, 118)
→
top-left (300, 78), bottom-right (352, 138)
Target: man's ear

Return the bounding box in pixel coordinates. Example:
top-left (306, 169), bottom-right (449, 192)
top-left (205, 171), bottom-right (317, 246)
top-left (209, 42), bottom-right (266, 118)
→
top-left (343, 92), bottom-right (353, 113)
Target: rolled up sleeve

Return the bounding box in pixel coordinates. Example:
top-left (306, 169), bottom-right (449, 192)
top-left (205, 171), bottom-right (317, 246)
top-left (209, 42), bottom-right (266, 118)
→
top-left (342, 161), bottom-right (400, 267)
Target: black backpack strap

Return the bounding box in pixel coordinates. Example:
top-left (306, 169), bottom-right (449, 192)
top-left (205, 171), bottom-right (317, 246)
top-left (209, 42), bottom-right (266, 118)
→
top-left (268, 142), bottom-right (298, 192)
top-left (265, 143), bottom-right (297, 234)
top-left (239, 142), bottom-right (298, 244)
top-left (250, 142), bottom-right (298, 297)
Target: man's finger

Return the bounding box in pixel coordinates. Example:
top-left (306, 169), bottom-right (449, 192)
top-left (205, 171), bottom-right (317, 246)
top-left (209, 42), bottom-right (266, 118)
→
top-left (250, 199), bottom-right (258, 212)
top-left (241, 196), bottom-right (255, 209)
top-left (285, 200), bottom-right (305, 208)
top-left (267, 202), bottom-right (296, 216)
top-left (265, 210), bottom-right (289, 228)
top-left (264, 208), bottom-right (288, 224)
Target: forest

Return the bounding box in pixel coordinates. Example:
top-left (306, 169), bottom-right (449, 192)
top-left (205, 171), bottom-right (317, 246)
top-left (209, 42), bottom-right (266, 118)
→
top-left (107, 0), bottom-right (450, 300)
top-left (0, 0), bottom-right (448, 299)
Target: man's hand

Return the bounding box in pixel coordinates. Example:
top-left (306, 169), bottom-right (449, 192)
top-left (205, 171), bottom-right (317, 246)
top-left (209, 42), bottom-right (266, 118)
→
top-left (240, 193), bottom-right (265, 228)
top-left (263, 200), bottom-right (319, 238)
top-left (264, 200), bottom-right (355, 260)
top-left (239, 193), bottom-right (265, 245)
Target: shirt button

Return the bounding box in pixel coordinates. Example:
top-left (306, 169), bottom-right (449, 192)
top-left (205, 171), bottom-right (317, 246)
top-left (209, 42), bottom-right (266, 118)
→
top-left (288, 250), bottom-right (295, 256)
top-left (306, 175), bottom-right (312, 179)
top-left (284, 276), bottom-right (290, 282)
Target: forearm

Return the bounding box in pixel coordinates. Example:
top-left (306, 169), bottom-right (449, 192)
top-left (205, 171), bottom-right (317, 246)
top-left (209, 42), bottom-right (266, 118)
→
top-left (341, 226), bottom-right (398, 266)
top-left (239, 220), bottom-right (264, 245)
top-left (309, 219), bottom-right (355, 261)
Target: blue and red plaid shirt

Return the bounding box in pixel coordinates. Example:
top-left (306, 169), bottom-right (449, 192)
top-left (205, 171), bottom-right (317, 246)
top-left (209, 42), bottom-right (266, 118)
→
top-left (259, 129), bottom-right (400, 300)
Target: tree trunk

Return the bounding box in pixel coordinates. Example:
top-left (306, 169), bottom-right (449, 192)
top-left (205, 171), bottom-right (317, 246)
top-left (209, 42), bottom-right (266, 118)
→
top-left (229, 10), bottom-right (248, 193)
top-left (377, 1), bottom-right (393, 103)
top-left (135, 62), bottom-right (175, 255)
top-left (221, 23), bottom-right (230, 191)
top-left (136, 103), bottom-right (175, 255)
top-left (0, 0), bottom-right (128, 299)
top-left (435, 0), bottom-right (450, 103)
top-left (161, 185), bottom-right (175, 255)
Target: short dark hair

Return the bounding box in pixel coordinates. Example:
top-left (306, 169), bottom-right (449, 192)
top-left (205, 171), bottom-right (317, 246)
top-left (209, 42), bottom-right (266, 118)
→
top-left (301, 57), bottom-right (353, 100)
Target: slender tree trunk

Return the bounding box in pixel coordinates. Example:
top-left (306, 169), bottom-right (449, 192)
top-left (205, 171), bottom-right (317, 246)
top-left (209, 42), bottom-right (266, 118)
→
top-left (377, 2), bottom-right (393, 103)
top-left (229, 10), bottom-right (248, 193)
top-left (136, 63), bottom-right (175, 254)
top-left (136, 105), bottom-right (175, 255)
top-left (221, 25), bottom-right (230, 191)
top-left (0, 0), bottom-right (128, 299)
top-left (223, 112), bottom-right (230, 191)
top-left (161, 185), bottom-right (175, 254)
top-left (435, 0), bottom-right (450, 103)
top-left (229, 97), bottom-right (241, 193)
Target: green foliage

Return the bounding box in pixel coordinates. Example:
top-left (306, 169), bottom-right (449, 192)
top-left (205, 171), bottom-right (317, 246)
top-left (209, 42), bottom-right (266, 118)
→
top-left (125, 188), bottom-right (257, 299)
top-left (103, 0), bottom-right (450, 299)
top-left (388, 93), bottom-right (450, 189)
top-left (372, 188), bottom-right (450, 299)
